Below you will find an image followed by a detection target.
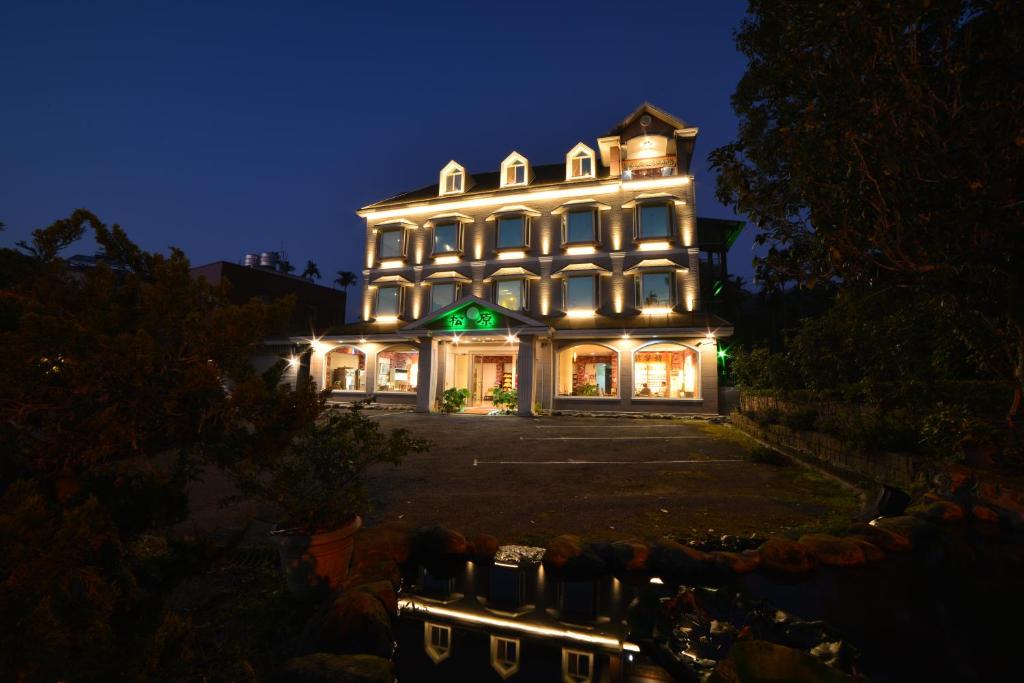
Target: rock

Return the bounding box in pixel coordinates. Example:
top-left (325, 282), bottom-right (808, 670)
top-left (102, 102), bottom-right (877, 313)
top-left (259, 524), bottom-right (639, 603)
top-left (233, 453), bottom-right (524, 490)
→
top-left (319, 591), bottom-right (393, 658)
top-left (494, 545), bottom-right (545, 565)
top-left (469, 533), bottom-right (499, 559)
top-left (344, 558), bottom-right (401, 592)
top-left (845, 536), bottom-right (886, 562)
top-left (413, 525), bottom-right (467, 561)
top-left (610, 539), bottom-right (650, 572)
top-left (713, 550), bottom-right (761, 574)
top-left (860, 485), bottom-right (910, 520)
top-left (872, 515), bottom-right (931, 546)
top-left (708, 641), bottom-right (854, 683)
top-left (798, 534), bottom-right (866, 567)
top-left (912, 500), bottom-right (966, 523)
top-left (846, 523), bottom-right (912, 552)
top-left (544, 534), bottom-right (584, 568)
top-left (353, 522), bottom-right (414, 565)
top-left (649, 539), bottom-right (722, 583)
top-left (971, 504), bottom-right (1001, 523)
top-left (275, 653), bottom-right (395, 683)
top-left (977, 483), bottom-right (1024, 526)
top-left (757, 537), bottom-right (818, 574)
top-left (354, 580), bottom-right (398, 616)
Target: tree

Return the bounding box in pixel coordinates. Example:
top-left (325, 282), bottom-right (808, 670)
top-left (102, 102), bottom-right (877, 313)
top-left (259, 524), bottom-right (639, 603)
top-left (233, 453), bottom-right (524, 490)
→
top-left (0, 210), bottom-right (324, 680)
top-left (334, 270), bottom-right (357, 291)
top-left (710, 0), bottom-right (1024, 432)
top-left (300, 260), bottom-right (321, 281)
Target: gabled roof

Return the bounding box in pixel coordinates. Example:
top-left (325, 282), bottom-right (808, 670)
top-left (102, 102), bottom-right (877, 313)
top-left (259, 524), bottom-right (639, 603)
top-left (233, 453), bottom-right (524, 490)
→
top-left (400, 295), bottom-right (549, 331)
top-left (607, 102), bottom-right (689, 135)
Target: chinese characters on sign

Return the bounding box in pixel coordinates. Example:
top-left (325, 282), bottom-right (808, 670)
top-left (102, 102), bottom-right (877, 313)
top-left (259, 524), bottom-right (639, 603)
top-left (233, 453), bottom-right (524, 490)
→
top-left (441, 305), bottom-right (500, 331)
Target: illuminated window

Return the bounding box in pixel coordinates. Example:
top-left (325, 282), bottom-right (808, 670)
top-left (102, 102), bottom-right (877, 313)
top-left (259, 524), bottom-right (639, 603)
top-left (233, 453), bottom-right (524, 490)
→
top-left (324, 346), bottom-right (365, 391)
top-left (563, 649), bottom-right (593, 683)
top-left (439, 161), bottom-right (467, 196)
top-left (633, 341), bottom-right (699, 399)
top-left (557, 344), bottom-right (618, 397)
top-left (445, 170), bottom-right (463, 193)
top-left (496, 215), bottom-right (528, 249)
top-left (433, 222), bottom-right (461, 254)
top-left (637, 203), bottom-right (671, 239)
top-left (424, 622), bottom-right (451, 664)
top-left (564, 275), bottom-right (595, 312)
top-left (491, 637), bottom-right (520, 679)
top-left (500, 152), bottom-right (530, 188)
top-left (375, 285), bottom-right (401, 317)
top-left (563, 209), bottom-right (596, 245)
top-left (376, 345), bottom-right (419, 393)
top-left (430, 282), bottom-right (459, 312)
top-left (495, 279), bottom-right (525, 310)
top-left (565, 142), bottom-right (597, 180)
top-left (636, 271), bottom-right (673, 308)
top-left (377, 228), bottom-right (405, 260)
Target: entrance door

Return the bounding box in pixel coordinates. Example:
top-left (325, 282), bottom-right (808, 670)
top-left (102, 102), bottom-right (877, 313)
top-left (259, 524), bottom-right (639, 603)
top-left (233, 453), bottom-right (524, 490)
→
top-left (470, 354), bottom-right (515, 407)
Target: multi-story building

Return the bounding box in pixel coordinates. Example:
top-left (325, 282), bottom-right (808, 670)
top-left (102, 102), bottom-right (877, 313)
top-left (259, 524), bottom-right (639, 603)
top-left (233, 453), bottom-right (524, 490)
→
top-left (305, 103), bottom-right (739, 415)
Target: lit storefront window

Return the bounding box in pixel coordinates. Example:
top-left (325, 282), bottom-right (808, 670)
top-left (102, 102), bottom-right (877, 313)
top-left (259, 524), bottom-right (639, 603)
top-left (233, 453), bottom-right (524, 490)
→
top-left (557, 344), bottom-right (618, 397)
top-left (377, 346), bottom-right (419, 393)
top-left (325, 346), bottom-right (365, 391)
top-left (633, 342), bottom-right (699, 399)
top-left (496, 279), bottom-right (525, 310)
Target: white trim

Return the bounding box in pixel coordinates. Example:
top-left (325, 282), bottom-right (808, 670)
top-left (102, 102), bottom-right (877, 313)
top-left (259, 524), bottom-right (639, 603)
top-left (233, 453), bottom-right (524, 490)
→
top-left (565, 142), bottom-right (597, 181)
top-left (500, 151), bottom-right (530, 188)
top-left (632, 339), bottom-right (701, 400)
top-left (555, 342), bottom-right (620, 399)
top-left (439, 161), bottom-right (466, 196)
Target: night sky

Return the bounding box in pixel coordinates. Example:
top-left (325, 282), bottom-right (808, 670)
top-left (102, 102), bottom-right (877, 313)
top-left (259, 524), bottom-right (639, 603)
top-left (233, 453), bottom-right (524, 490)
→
top-left (1, 0), bottom-right (755, 318)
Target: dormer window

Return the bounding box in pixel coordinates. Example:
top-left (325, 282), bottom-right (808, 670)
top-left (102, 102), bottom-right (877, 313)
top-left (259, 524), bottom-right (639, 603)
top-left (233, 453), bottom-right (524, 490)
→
top-left (565, 142), bottom-right (597, 180)
top-left (500, 152), bottom-right (530, 188)
top-left (438, 161), bottom-right (467, 196)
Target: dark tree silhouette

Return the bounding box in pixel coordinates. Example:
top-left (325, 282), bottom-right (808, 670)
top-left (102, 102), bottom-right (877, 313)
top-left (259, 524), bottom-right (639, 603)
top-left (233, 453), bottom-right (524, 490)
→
top-left (334, 270), bottom-right (357, 291)
top-left (300, 260), bottom-right (321, 281)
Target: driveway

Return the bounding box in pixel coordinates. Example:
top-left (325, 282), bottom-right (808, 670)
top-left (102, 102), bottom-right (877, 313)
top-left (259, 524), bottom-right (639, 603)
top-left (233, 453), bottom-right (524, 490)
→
top-left (363, 412), bottom-right (858, 544)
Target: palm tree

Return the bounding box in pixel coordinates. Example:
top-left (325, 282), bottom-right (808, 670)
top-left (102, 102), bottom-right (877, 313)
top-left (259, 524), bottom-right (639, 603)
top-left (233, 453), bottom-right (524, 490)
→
top-left (334, 270), bottom-right (357, 291)
top-left (300, 260), bottom-right (321, 281)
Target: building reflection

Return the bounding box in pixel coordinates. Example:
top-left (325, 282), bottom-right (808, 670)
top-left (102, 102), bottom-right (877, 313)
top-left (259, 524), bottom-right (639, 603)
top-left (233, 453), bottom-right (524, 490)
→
top-left (396, 555), bottom-right (672, 682)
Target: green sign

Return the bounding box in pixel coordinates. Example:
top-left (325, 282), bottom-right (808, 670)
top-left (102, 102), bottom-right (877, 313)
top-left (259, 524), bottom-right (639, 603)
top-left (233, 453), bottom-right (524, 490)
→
top-left (427, 303), bottom-right (504, 332)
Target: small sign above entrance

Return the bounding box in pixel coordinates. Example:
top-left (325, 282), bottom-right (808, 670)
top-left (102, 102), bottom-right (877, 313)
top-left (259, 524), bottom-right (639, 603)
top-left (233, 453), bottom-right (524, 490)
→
top-left (427, 303), bottom-right (505, 332)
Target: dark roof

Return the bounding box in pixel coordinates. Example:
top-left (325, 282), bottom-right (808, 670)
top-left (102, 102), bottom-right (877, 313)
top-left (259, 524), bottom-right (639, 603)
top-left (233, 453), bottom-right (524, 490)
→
top-left (696, 217), bottom-right (746, 251)
top-left (363, 162), bottom-right (611, 210)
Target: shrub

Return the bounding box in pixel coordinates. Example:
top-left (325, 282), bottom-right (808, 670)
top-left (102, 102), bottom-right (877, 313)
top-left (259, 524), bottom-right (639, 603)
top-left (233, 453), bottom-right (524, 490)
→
top-left (752, 407), bottom-right (782, 426)
top-left (440, 387), bottom-right (470, 413)
top-left (919, 402), bottom-right (1000, 461)
top-left (490, 387), bottom-right (518, 412)
top-left (573, 383), bottom-right (599, 396)
top-left (783, 407), bottom-right (818, 431)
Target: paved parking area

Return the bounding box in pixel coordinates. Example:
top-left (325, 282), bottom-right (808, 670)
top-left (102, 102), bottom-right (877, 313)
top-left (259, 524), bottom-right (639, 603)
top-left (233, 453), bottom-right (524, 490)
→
top-left (364, 412), bottom-right (858, 544)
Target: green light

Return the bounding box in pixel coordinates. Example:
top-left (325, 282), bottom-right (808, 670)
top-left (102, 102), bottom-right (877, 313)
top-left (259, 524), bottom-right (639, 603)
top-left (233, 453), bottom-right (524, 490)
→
top-left (717, 346), bottom-right (729, 362)
top-left (712, 280), bottom-right (724, 297)
top-left (434, 303), bottom-right (502, 332)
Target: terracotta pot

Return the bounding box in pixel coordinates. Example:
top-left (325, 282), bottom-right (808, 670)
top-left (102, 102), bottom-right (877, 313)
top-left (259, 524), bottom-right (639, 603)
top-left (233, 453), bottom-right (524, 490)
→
top-left (275, 516), bottom-right (362, 600)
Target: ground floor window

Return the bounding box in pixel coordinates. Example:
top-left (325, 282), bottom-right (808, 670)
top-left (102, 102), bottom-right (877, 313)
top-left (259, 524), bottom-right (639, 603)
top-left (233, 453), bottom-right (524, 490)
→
top-left (563, 649), bottom-right (593, 683)
top-left (424, 622), bottom-right (451, 663)
top-left (325, 346), bottom-right (365, 391)
top-left (491, 636), bottom-right (520, 678)
top-left (376, 346), bottom-right (419, 392)
top-left (633, 342), bottom-right (699, 399)
top-left (557, 344), bottom-right (618, 397)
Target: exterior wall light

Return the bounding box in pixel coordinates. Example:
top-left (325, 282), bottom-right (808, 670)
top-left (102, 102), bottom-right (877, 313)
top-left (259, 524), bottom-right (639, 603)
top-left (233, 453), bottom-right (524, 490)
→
top-left (566, 310), bottom-right (595, 318)
top-left (497, 251), bottom-right (526, 260)
top-left (641, 307), bottom-right (673, 315)
top-left (376, 315), bottom-right (398, 323)
top-left (638, 241), bottom-right (671, 252)
top-left (434, 255), bottom-right (460, 265)
top-left (380, 259), bottom-right (404, 269)
top-left (566, 246), bottom-right (595, 256)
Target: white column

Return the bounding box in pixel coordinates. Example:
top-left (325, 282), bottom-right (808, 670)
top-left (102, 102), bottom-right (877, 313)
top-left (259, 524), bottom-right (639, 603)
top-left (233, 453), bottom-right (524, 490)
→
top-left (516, 335), bottom-right (536, 416)
top-left (415, 336), bottom-right (437, 413)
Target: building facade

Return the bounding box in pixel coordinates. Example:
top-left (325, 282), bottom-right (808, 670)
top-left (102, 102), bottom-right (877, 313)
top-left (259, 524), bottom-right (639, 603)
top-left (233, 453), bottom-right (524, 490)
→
top-left (304, 103), bottom-right (738, 415)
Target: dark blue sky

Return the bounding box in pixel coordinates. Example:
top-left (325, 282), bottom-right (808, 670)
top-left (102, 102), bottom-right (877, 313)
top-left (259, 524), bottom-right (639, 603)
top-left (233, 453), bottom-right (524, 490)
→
top-left (1, 0), bottom-right (755, 316)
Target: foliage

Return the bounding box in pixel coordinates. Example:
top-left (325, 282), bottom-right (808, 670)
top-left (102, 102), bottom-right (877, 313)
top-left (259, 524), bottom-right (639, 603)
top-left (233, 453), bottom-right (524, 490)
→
top-left (0, 210), bottom-right (322, 680)
top-left (573, 383), bottom-right (600, 397)
top-left (490, 386), bottom-right (518, 412)
top-left (751, 407), bottom-right (782, 427)
top-left (782, 407), bottom-right (818, 432)
top-left (732, 348), bottom-right (800, 392)
top-left (711, 0), bottom-right (1024, 429)
top-left (439, 387), bottom-right (470, 413)
top-left (300, 260), bottom-right (321, 281)
top-left (920, 402), bottom-right (1001, 461)
top-left (334, 270), bottom-right (358, 291)
top-left (229, 403), bottom-right (428, 532)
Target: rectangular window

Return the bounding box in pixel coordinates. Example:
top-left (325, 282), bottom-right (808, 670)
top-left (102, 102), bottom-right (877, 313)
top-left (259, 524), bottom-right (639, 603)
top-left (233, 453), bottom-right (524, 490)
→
top-left (496, 638), bottom-right (517, 664)
top-left (638, 204), bottom-right (671, 239)
top-left (430, 282), bottom-right (457, 311)
top-left (564, 210), bottom-right (596, 244)
top-left (375, 286), bottom-right (400, 316)
top-left (496, 215), bottom-right (527, 249)
top-left (565, 650), bottom-right (592, 681)
top-left (445, 172), bottom-right (462, 193)
top-left (506, 163), bottom-right (525, 185)
top-left (565, 275), bottom-right (595, 311)
top-left (378, 229), bottom-right (404, 259)
top-left (430, 625), bottom-right (449, 649)
top-left (637, 271), bottom-right (673, 308)
top-left (496, 279), bottom-right (524, 310)
top-left (572, 155), bottom-right (592, 178)
top-left (433, 222), bottom-right (460, 254)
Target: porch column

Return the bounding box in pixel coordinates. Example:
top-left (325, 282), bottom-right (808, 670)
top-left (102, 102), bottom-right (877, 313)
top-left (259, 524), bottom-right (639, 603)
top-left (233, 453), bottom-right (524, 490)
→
top-left (415, 336), bottom-right (437, 413)
top-left (516, 335), bottom-right (537, 416)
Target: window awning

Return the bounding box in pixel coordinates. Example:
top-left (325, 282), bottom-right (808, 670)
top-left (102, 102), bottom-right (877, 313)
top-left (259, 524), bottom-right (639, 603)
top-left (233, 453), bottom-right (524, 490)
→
top-left (483, 265), bottom-right (541, 281)
top-left (370, 274), bottom-right (414, 284)
top-left (422, 212), bottom-right (475, 227)
top-left (550, 199), bottom-right (612, 215)
top-left (552, 262), bottom-right (611, 277)
top-left (424, 269), bottom-right (472, 283)
top-left (623, 254), bottom-right (689, 274)
top-left (485, 205), bottom-right (542, 221)
top-left (620, 193), bottom-right (687, 209)
top-left (372, 218), bottom-right (418, 230)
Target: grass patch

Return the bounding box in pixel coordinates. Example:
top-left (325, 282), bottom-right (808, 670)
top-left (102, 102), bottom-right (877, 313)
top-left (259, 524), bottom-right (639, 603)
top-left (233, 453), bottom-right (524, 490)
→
top-left (748, 446), bottom-right (790, 467)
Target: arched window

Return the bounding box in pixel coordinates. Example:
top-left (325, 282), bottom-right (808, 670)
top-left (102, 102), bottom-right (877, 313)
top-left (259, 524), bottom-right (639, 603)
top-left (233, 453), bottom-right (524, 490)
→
top-left (324, 346), bottom-right (366, 391)
top-left (633, 341), bottom-right (699, 399)
top-left (376, 345), bottom-right (419, 393)
top-left (557, 343), bottom-right (618, 397)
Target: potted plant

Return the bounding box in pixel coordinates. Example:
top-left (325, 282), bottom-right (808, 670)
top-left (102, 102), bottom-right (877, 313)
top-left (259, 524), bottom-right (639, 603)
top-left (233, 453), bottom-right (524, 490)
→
top-left (232, 402), bottom-right (428, 600)
top-left (490, 386), bottom-right (518, 413)
top-left (440, 387), bottom-right (470, 413)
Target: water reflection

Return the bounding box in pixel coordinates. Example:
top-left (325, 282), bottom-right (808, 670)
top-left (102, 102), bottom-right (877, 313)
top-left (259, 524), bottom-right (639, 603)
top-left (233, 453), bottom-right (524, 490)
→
top-left (396, 554), bottom-right (668, 682)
